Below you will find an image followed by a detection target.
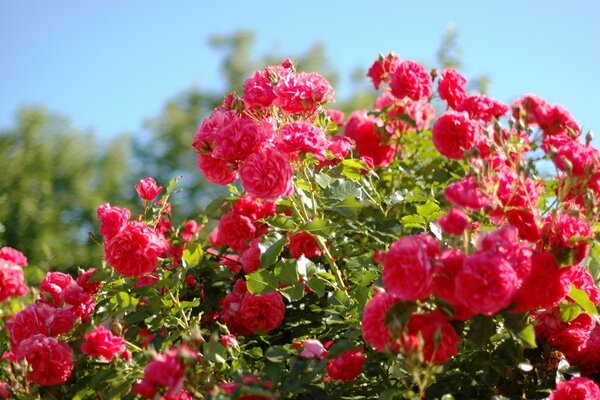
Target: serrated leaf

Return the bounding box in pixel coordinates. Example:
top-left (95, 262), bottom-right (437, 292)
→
top-left (331, 196), bottom-right (364, 216)
top-left (260, 235), bottom-right (289, 268)
top-left (559, 302), bottom-right (582, 322)
top-left (301, 218), bottom-right (334, 236)
top-left (265, 215), bottom-right (295, 231)
top-left (307, 277), bottom-right (326, 297)
top-left (246, 269), bottom-right (279, 295)
top-left (401, 214), bottom-right (426, 229)
top-left (568, 285), bottom-right (598, 316)
top-left (341, 159), bottom-right (364, 180)
top-left (280, 284), bottom-right (305, 302)
top-left (182, 245), bottom-right (203, 267)
top-left (265, 346), bottom-right (289, 363)
top-left (315, 173), bottom-right (333, 189)
top-left (416, 201), bottom-right (440, 218)
top-left (515, 324), bottom-right (537, 349)
top-left (329, 180), bottom-right (362, 201)
top-left (275, 260), bottom-right (299, 285)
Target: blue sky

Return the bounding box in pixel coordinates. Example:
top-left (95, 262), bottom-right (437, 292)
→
top-left (1, 1), bottom-right (599, 143)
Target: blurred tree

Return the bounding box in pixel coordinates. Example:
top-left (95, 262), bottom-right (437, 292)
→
top-left (0, 107), bottom-right (131, 279)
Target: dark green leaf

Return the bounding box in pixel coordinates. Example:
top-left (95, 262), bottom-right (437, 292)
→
top-left (246, 269), bottom-right (280, 295)
top-left (260, 235), bottom-right (289, 268)
top-left (301, 218), bottom-right (334, 236)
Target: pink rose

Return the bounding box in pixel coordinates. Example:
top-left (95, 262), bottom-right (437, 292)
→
top-left (135, 177), bottom-right (163, 201)
top-left (444, 176), bottom-right (492, 211)
top-left (15, 334), bottom-right (73, 386)
top-left (181, 220), bottom-right (201, 242)
top-left (326, 109), bottom-right (345, 127)
top-left (326, 348), bottom-right (366, 381)
top-left (456, 94), bottom-right (509, 122)
top-left (76, 268), bottom-right (101, 294)
top-left (213, 117), bottom-right (274, 162)
top-left (0, 260), bottom-right (28, 302)
top-left (104, 221), bottom-right (168, 277)
top-left (455, 251), bottom-right (518, 316)
top-left (344, 110), bottom-right (395, 167)
top-left (288, 232), bottom-right (322, 259)
top-left (239, 146), bottom-right (293, 200)
top-left (367, 52), bottom-right (402, 90)
top-left (82, 326), bottom-right (127, 361)
top-left (437, 208), bottom-right (469, 235)
top-left (543, 212), bottom-right (593, 266)
top-left (240, 238), bottom-right (261, 274)
top-left (134, 347), bottom-right (192, 399)
top-left (217, 211), bottom-right (257, 254)
top-left (196, 154), bottom-right (238, 186)
top-left (219, 334), bottom-right (239, 348)
top-left (538, 103), bottom-right (581, 136)
top-left (96, 203), bottom-right (131, 241)
top-left (300, 339), bottom-right (327, 359)
top-left (278, 121), bottom-right (328, 155)
top-left (242, 69), bottom-right (277, 109)
top-left (273, 72), bottom-right (334, 115)
top-left (554, 139), bottom-right (600, 177)
top-left (389, 60), bottom-right (432, 101)
top-left (240, 291), bottom-right (286, 334)
top-left (361, 291), bottom-right (400, 352)
top-left (0, 246), bottom-right (27, 267)
top-left (438, 67), bottom-right (467, 109)
top-left (566, 264), bottom-right (600, 305)
top-left (511, 94), bottom-right (550, 127)
top-left (382, 235), bottom-right (433, 301)
top-left (402, 310), bottom-right (461, 364)
top-left (432, 249), bottom-right (466, 307)
top-left (39, 271), bottom-right (74, 306)
top-left (192, 109), bottom-right (237, 153)
top-left (432, 111), bottom-right (478, 160)
top-left (549, 377), bottom-right (600, 400)
top-left (6, 302), bottom-right (52, 348)
top-left (59, 284), bottom-right (96, 321)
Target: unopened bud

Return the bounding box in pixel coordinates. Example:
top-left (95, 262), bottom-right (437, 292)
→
top-left (586, 130), bottom-right (594, 146)
top-left (430, 68), bottom-right (438, 81)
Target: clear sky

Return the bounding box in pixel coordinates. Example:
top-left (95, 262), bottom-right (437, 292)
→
top-left (1, 1), bottom-right (599, 143)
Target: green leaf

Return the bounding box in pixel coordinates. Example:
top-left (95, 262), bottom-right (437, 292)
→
top-left (265, 346), bottom-right (289, 363)
top-left (385, 301), bottom-right (417, 331)
top-left (203, 340), bottom-right (227, 364)
top-left (468, 315), bottom-right (497, 348)
top-left (246, 269), bottom-right (280, 295)
top-left (341, 159), bottom-right (364, 180)
top-left (329, 180), bottom-right (362, 201)
top-left (331, 196), bottom-right (364, 216)
top-left (401, 214), bottom-right (426, 229)
top-left (315, 173), bottom-right (333, 189)
top-left (559, 301), bottom-right (582, 322)
top-left (568, 285), bottom-right (598, 316)
top-left (275, 260), bottom-right (299, 285)
top-left (515, 324), bottom-right (537, 349)
top-left (307, 277), bottom-right (326, 297)
top-left (301, 218), bottom-right (334, 236)
top-left (265, 215), bottom-right (295, 231)
top-left (182, 245), bottom-right (203, 267)
top-left (416, 200), bottom-right (440, 218)
top-left (280, 284), bottom-right (305, 302)
top-left (260, 235), bottom-right (289, 268)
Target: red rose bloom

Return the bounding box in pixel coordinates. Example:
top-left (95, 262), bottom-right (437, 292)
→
top-left (543, 212), bottom-right (593, 266)
top-left (193, 109), bottom-right (237, 153)
top-left (389, 60), bottom-right (432, 101)
top-left (438, 67), bottom-right (467, 109)
top-left (344, 110), bottom-right (395, 167)
top-left (15, 334), bottom-right (73, 386)
top-left (76, 268), bottom-right (101, 294)
top-left (437, 208), bottom-right (469, 235)
top-left (382, 236), bottom-right (433, 301)
top-left (432, 111), bottom-right (478, 160)
top-left (456, 94), bottom-right (509, 122)
top-left (39, 271), bottom-right (75, 306)
top-left (82, 326), bottom-right (127, 361)
top-left (104, 221), bottom-right (168, 277)
top-left (444, 176), bottom-right (492, 211)
top-left (288, 232), bottom-right (322, 259)
top-left (455, 251), bottom-right (518, 316)
top-left (367, 52), bottom-right (402, 90)
top-left (134, 347), bottom-right (192, 399)
top-left (217, 211), bottom-right (257, 254)
top-left (240, 146), bottom-right (293, 200)
top-left (0, 260), bottom-right (28, 302)
top-left (279, 121), bottom-right (328, 155)
top-left (273, 72), bottom-right (334, 115)
top-left (361, 291), bottom-right (400, 352)
top-left (240, 291), bottom-right (285, 333)
top-left (326, 348), bottom-right (366, 381)
top-left (402, 310), bottom-right (461, 365)
top-left (241, 238), bottom-right (261, 274)
top-left (213, 117), bottom-right (274, 163)
top-left (197, 154), bottom-right (238, 186)
top-left (96, 203), bottom-right (131, 241)
top-left (549, 377), bottom-right (600, 400)
top-left (135, 177), bottom-right (163, 201)
top-left (0, 246), bottom-right (27, 267)
top-left (243, 69), bottom-right (277, 109)
top-left (432, 249), bottom-right (466, 306)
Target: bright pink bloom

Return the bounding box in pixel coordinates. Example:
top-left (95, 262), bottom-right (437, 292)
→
top-left (402, 310), bottom-right (461, 364)
top-left (455, 251), bottom-right (518, 316)
top-left (39, 271), bottom-right (75, 306)
top-left (239, 291), bottom-right (285, 333)
top-left (15, 334), bottom-right (73, 386)
top-left (288, 232), bottom-right (322, 259)
top-left (240, 146), bottom-right (293, 200)
top-left (273, 72), bottom-right (334, 115)
top-left (82, 326), bottom-right (127, 361)
top-left (219, 334), bottom-right (239, 348)
top-left (300, 339), bottom-right (327, 359)
top-left (367, 52), bottom-right (402, 90)
top-left (444, 176), bottom-right (492, 211)
top-left (104, 221), bottom-right (168, 277)
top-left (554, 139), bottom-right (600, 177)
top-left (456, 94), bottom-right (509, 122)
top-left (0, 246), bottom-right (27, 267)
top-left (326, 109), bottom-right (345, 127)
top-left (511, 94), bottom-right (550, 126)
top-left (59, 283), bottom-right (96, 321)
top-left (193, 109), bottom-right (237, 153)
top-left (512, 252), bottom-right (571, 312)
top-left (344, 110), bottom-right (395, 167)
top-left (182, 220), bottom-right (201, 242)
top-left (432, 249), bottom-right (466, 307)
top-left (6, 302), bottom-right (51, 348)
top-left (566, 264), bottom-right (600, 305)
top-left (361, 291), bottom-right (399, 352)
top-left (389, 60), bottom-right (432, 101)
top-left (213, 117), bottom-right (274, 163)
top-left (134, 347), bottom-right (192, 399)
top-left (77, 268), bottom-right (101, 294)
top-left (549, 377), bottom-right (600, 400)
top-left (0, 382), bottom-right (8, 398)
top-left (538, 104), bottom-right (581, 136)
top-left (542, 212), bottom-right (593, 266)
top-left (0, 260), bottom-right (28, 302)
top-left (241, 238), bottom-right (261, 274)
top-left (327, 348), bottom-right (366, 381)
top-left (382, 236), bottom-right (433, 301)
top-left (136, 177), bottom-right (163, 201)
top-left (432, 111), bottom-right (478, 160)
top-left (437, 208), bottom-right (469, 235)
top-left (279, 121), bottom-right (328, 154)
top-left (438, 68), bottom-right (467, 109)
top-left (96, 203), bottom-right (130, 241)
top-left (243, 69), bottom-right (277, 108)
top-left (217, 211), bottom-right (257, 253)
top-left (197, 154), bottom-right (238, 185)
top-left (231, 195), bottom-right (277, 222)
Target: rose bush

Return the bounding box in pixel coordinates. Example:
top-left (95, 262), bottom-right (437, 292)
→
top-left (0, 53), bottom-right (599, 399)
